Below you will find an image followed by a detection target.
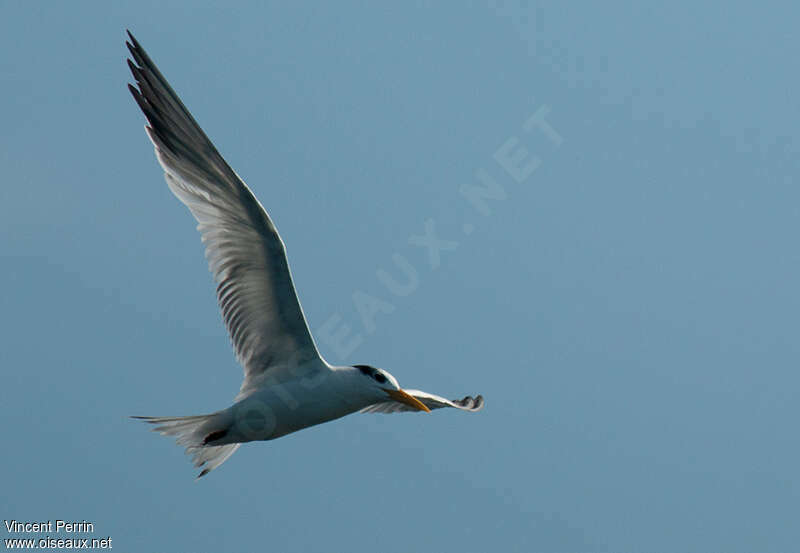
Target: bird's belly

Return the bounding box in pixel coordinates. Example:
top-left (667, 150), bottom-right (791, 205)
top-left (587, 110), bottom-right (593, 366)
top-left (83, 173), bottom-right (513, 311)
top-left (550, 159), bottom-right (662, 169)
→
top-left (227, 387), bottom-right (356, 442)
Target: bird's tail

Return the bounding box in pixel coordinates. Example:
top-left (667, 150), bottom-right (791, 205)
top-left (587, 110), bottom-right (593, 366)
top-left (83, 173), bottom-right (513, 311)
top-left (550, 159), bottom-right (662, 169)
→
top-left (132, 412), bottom-right (240, 478)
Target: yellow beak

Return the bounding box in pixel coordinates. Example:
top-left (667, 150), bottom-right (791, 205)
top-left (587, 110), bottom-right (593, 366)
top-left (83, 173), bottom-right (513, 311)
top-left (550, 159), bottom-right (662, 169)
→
top-left (386, 389), bottom-right (431, 412)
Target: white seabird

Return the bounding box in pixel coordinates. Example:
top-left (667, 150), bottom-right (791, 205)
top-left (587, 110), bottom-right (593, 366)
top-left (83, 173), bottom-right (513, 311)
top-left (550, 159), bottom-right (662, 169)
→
top-left (125, 31), bottom-right (483, 477)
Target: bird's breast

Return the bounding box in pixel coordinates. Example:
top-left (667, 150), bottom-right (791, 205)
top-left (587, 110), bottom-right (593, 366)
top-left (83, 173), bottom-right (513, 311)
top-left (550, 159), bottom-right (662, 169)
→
top-left (227, 382), bottom-right (359, 442)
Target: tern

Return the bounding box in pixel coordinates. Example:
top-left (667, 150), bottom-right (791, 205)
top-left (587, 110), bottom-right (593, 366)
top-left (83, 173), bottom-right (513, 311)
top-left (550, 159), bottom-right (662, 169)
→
top-left (126, 31), bottom-right (483, 477)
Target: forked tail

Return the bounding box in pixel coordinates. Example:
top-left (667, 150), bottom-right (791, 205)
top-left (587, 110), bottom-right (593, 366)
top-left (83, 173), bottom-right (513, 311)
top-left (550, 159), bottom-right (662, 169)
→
top-left (132, 413), bottom-right (240, 478)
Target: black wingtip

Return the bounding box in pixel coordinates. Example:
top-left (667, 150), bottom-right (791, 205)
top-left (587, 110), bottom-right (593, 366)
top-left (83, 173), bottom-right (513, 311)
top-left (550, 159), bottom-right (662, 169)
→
top-left (455, 394), bottom-right (484, 411)
top-left (125, 30), bottom-right (137, 55)
top-left (126, 82), bottom-right (143, 105)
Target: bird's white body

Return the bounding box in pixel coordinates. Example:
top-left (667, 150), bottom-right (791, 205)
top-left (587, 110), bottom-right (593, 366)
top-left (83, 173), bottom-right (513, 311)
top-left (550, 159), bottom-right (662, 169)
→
top-left (126, 31), bottom-right (483, 477)
top-left (222, 366), bottom-right (380, 444)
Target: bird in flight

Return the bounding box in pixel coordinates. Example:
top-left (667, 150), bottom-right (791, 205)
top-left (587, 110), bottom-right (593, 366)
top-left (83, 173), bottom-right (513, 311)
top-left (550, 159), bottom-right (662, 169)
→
top-left (125, 31), bottom-right (483, 477)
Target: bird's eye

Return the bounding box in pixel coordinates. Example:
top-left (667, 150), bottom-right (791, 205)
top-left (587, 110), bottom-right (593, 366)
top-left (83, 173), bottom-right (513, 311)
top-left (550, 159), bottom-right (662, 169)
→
top-left (374, 373), bottom-right (387, 384)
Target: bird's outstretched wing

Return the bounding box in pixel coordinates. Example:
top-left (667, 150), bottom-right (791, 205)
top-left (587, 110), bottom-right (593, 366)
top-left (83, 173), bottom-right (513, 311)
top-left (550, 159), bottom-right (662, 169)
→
top-left (360, 390), bottom-right (484, 414)
top-left (126, 31), bottom-right (323, 391)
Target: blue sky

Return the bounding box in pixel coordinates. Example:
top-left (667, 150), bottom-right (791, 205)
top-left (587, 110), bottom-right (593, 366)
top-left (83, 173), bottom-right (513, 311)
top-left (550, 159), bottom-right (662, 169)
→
top-left (2, 2), bottom-right (799, 552)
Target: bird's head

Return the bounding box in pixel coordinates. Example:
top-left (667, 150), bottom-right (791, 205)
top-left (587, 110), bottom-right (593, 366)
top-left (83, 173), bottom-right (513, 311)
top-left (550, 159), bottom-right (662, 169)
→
top-left (352, 364), bottom-right (430, 412)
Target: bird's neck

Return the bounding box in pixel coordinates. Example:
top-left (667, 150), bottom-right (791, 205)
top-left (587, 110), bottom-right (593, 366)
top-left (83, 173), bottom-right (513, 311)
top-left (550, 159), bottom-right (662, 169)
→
top-left (327, 366), bottom-right (383, 410)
